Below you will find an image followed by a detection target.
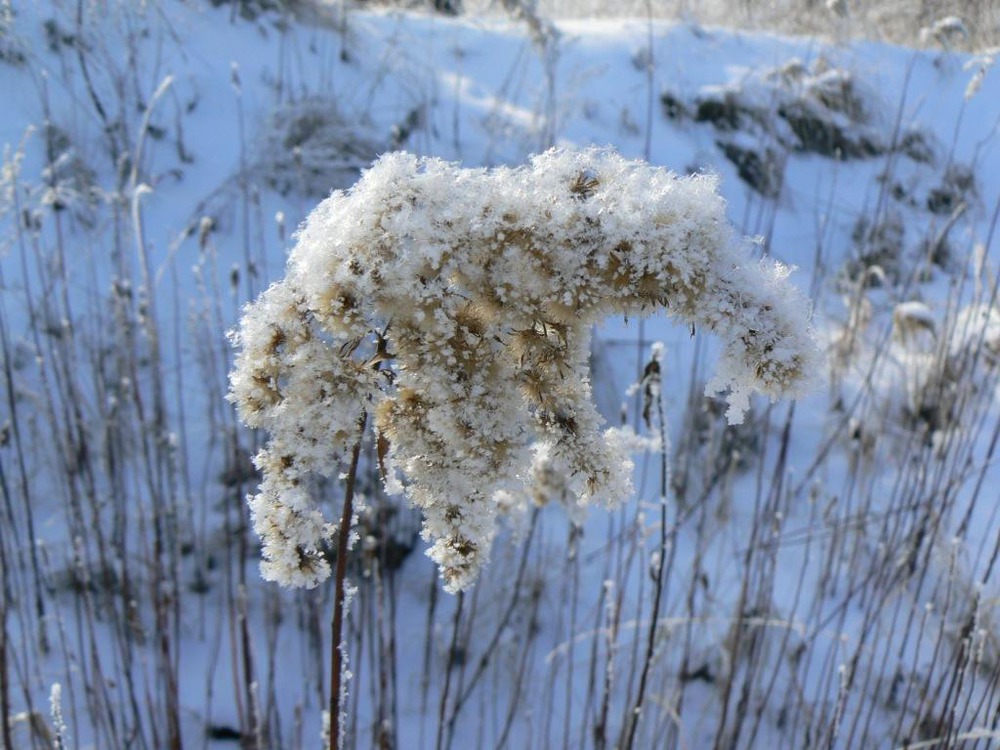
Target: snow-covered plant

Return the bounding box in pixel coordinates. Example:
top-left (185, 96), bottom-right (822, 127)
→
top-left (255, 96), bottom-right (386, 198)
top-left (892, 300), bottom-right (936, 345)
top-left (228, 147), bottom-right (818, 592)
top-left (920, 15), bottom-right (970, 50)
top-left (50, 683), bottom-right (68, 750)
top-left (843, 297), bottom-right (1000, 445)
top-left (964, 48), bottom-right (998, 100)
top-left (684, 57), bottom-right (891, 165)
top-left (0, 0), bottom-right (25, 66)
top-left (825, 0), bottom-right (848, 19)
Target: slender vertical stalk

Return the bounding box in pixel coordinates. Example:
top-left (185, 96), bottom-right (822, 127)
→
top-left (436, 593), bottom-right (464, 750)
top-left (419, 566), bottom-right (438, 750)
top-left (330, 412), bottom-right (368, 750)
top-left (623, 357), bottom-right (669, 750)
top-left (643, 0), bottom-right (655, 162)
top-left (0, 479), bottom-right (12, 750)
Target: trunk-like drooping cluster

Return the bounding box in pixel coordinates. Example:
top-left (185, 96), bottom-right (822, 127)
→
top-left (229, 147), bottom-right (818, 592)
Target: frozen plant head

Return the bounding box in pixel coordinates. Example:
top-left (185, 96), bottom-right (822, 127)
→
top-left (229, 147), bottom-right (819, 592)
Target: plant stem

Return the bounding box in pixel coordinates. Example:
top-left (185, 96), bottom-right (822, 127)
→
top-left (330, 412), bottom-right (368, 750)
top-left (623, 372), bottom-right (669, 750)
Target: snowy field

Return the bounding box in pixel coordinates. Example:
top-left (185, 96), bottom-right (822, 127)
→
top-left (1, 1), bottom-right (999, 748)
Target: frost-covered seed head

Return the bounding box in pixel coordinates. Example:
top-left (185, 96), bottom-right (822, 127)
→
top-left (229, 147), bottom-right (818, 592)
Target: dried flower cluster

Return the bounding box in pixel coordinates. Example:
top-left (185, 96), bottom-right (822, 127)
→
top-left (229, 147), bottom-right (818, 592)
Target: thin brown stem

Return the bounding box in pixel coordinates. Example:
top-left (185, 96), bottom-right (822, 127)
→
top-left (330, 412), bottom-right (368, 750)
top-left (623, 365), bottom-right (669, 750)
top-left (0, 484), bottom-right (12, 750)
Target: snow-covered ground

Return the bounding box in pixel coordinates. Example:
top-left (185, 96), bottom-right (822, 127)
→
top-left (1, 1), bottom-right (999, 748)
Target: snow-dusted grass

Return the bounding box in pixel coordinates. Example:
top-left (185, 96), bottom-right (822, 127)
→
top-left (444, 0), bottom-right (1000, 51)
top-left (1, 1), bottom-right (999, 749)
